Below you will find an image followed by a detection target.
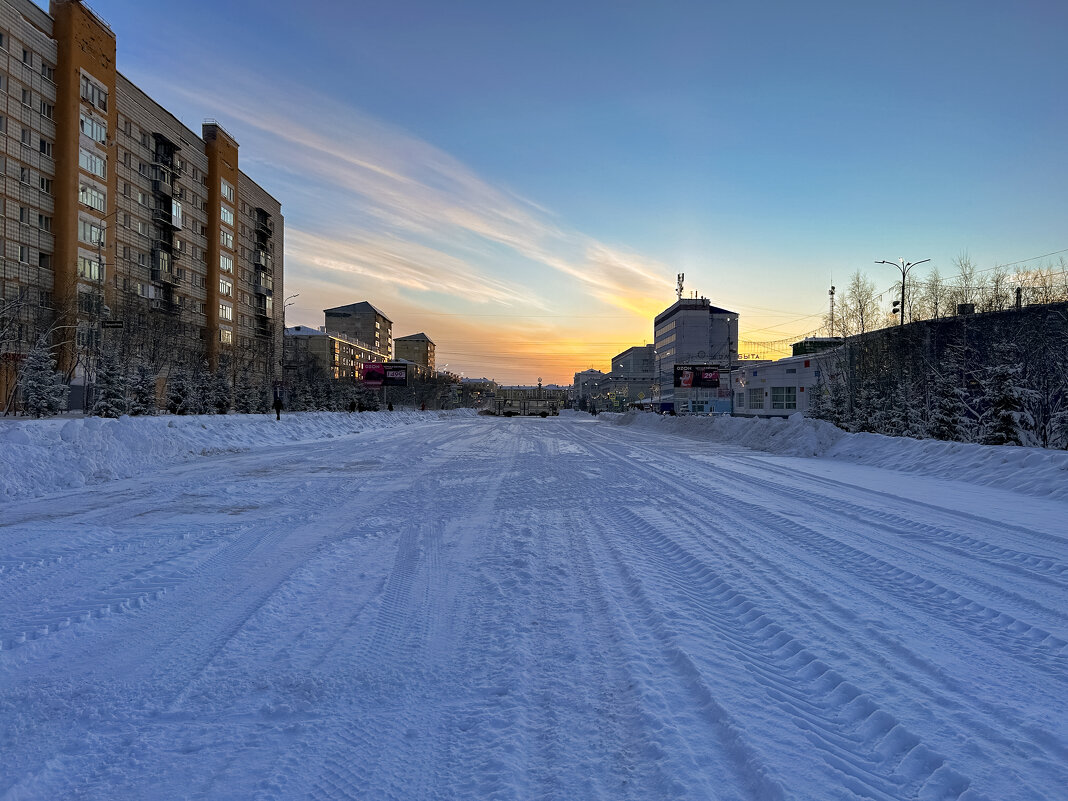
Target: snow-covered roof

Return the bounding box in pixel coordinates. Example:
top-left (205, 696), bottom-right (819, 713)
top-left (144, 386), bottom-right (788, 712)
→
top-left (285, 325), bottom-right (328, 337)
top-left (323, 301), bottom-right (392, 323)
top-left (395, 332), bottom-right (435, 344)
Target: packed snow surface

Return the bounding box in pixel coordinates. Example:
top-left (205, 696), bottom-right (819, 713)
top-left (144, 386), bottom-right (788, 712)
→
top-left (1, 412), bottom-right (1065, 800)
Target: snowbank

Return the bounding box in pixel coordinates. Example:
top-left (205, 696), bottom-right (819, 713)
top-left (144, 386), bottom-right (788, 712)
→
top-left (608, 411), bottom-right (1068, 501)
top-left (0, 409), bottom-right (475, 504)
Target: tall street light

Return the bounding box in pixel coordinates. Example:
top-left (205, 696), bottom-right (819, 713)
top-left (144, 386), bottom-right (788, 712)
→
top-left (876, 258), bottom-right (930, 326)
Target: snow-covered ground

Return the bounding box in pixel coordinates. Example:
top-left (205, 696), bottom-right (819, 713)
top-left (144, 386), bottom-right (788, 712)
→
top-left (1, 411), bottom-right (1065, 799)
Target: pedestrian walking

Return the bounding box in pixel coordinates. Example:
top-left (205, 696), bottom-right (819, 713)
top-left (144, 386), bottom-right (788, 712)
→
top-left (273, 396), bottom-right (283, 421)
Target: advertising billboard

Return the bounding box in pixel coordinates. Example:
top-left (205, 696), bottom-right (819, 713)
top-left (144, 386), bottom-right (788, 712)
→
top-left (673, 365), bottom-right (720, 388)
top-left (362, 362), bottom-right (385, 386)
top-left (383, 363), bottom-right (408, 387)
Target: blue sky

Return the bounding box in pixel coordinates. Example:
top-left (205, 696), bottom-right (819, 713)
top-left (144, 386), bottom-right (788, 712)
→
top-left (87, 0), bottom-right (1068, 382)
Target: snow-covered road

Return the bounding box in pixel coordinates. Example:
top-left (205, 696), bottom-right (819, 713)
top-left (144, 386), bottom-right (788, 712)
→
top-left (1, 415), bottom-right (1065, 800)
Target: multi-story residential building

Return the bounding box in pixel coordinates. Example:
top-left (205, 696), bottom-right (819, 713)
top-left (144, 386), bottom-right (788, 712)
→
top-left (393, 332), bottom-right (434, 372)
top-left (653, 297), bottom-right (738, 412)
top-left (324, 301), bottom-right (392, 361)
top-left (283, 324), bottom-right (387, 384)
top-left (0, 0), bottom-right (283, 409)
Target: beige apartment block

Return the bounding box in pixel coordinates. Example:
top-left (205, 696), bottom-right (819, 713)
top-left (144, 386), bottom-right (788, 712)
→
top-left (393, 331), bottom-right (435, 372)
top-left (0, 0), bottom-right (283, 410)
top-left (324, 301), bottom-right (392, 361)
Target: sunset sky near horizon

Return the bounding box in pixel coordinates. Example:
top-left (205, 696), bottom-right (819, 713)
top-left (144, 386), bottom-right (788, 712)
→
top-left (87, 0), bottom-right (1067, 384)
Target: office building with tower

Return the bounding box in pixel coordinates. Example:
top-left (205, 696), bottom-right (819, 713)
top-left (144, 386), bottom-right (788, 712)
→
top-left (653, 297), bottom-right (738, 413)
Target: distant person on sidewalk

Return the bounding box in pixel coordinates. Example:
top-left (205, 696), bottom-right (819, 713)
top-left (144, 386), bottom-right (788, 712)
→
top-left (273, 396), bottom-right (283, 421)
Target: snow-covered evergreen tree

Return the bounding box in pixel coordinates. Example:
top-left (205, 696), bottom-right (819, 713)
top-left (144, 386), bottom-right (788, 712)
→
top-left (192, 362), bottom-right (213, 414)
top-left (91, 352), bottom-right (128, 418)
top-left (928, 368), bottom-right (966, 441)
top-left (805, 369), bottom-right (830, 421)
top-left (166, 366), bottom-right (193, 415)
top-left (19, 338), bottom-right (67, 417)
top-left (210, 364), bottom-right (232, 414)
top-left (128, 361), bottom-right (158, 416)
top-left (980, 352), bottom-right (1032, 446)
top-left (232, 368), bottom-right (258, 414)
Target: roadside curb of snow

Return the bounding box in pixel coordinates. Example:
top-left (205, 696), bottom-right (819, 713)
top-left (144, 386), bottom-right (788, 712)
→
top-left (606, 411), bottom-right (1068, 501)
top-left (0, 409), bottom-right (476, 505)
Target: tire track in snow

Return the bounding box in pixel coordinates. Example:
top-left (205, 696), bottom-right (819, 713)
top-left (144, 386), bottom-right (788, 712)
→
top-left (579, 425), bottom-right (1065, 797)
top-left (602, 502), bottom-right (988, 801)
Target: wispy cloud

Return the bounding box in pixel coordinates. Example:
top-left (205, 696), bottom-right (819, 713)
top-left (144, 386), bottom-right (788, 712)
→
top-left (160, 71), bottom-right (673, 317)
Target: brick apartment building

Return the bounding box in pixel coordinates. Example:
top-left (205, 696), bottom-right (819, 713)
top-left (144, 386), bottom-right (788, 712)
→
top-left (0, 0), bottom-right (283, 409)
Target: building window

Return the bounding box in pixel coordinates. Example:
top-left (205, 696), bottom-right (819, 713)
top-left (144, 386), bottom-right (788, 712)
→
top-left (20, 127), bottom-right (31, 145)
top-left (80, 74), bottom-right (107, 111)
top-left (21, 48), bottom-right (30, 65)
top-left (736, 392), bottom-right (745, 408)
top-left (220, 205), bottom-right (234, 227)
top-left (39, 101), bottom-right (53, 119)
top-left (220, 230), bottom-right (234, 249)
top-left (19, 166), bottom-right (30, 184)
top-left (19, 206), bottom-right (28, 223)
top-left (78, 256), bottom-right (102, 280)
top-left (220, 253), bottom-right (233, 273)
top-left (79, 112), bottom-right (107, 144)
top-left (39, 176), bottom-right (52, 194)
top-left (771, 386), bottom-right (797, 410)
top-left (38, 214), bottom-right (51, 232)
top-left (219, 303), bottom-right (233, 321)
top-left (220, 328), bottom-right (233, 344)
top-left (79, 183), bottom-right (106, 212)
top-left (221, 179), bottom-right (235, 203)
top-left (79, 219), bottom-right (105, 246)
top-left (747, 387), bottom-right (764, 409)
top-left (18, 245), bottom-right (29, 263)
top-left (219, 278), bottom-right (233, 297)
top-left (78, 148), bottom-right (106, 178)
top-left (21, 87), bottom-right (30, 106)
top-left (39, 139), bottom-right (53, 157)
top-left (40, 62), bottom-right (54, 81)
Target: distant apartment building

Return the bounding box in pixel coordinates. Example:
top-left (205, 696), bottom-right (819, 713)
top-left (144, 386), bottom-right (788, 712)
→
top-left (324, 301), bottom-right (392, 361)
top-left (394, 332), bottom-right (434, 371)
top-left (653, 297), bottom-right (738, 412)
top-left (606, 344), bottom-right (655, 407)
top-left (283, 325), bottom-right (388, 385)
top-left (572, 369), bottom-right (605, 404)
top-left (0, 0), bottom-right (283, 409)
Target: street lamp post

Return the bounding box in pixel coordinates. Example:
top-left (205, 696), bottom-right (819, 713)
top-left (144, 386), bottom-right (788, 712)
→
top-left (876, 258), bottom-right (930, 326)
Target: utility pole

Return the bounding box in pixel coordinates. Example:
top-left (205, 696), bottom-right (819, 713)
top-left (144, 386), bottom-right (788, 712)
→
top-left (876, 258), bottom-right (930, 326)
top-left (828, 285), bottom-right (836, 337)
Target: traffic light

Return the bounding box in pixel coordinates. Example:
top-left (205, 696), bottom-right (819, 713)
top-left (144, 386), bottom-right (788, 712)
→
top-left (892, 300), bottom-right (901, 315)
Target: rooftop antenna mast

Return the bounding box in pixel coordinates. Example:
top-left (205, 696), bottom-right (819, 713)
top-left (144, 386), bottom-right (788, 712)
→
top-left (676, 273), bottom-right (684, 300)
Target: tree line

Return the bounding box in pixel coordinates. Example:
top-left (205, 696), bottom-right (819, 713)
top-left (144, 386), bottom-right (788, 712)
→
top-left (808, 302), bottom-right (1068, 449)
top-left (830, 254), bottom-right (1068, 337)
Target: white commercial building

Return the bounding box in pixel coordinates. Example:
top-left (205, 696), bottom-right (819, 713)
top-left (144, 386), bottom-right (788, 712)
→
top-left (731, 352), bottom-right (827, 417)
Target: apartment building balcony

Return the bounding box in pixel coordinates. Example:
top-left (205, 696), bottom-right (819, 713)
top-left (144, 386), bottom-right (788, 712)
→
top-left (148, 297), bottom-right (177, 314)
top-left (151, 150), bottom-right (174, 170)
top-left (152, 206), bottom-right (181, 230)
top-left (254, 208), bottom-right (273, 237)
top-left (252, 250), bottom-right (272, 271)
top-left (151, 173), bottom-right (173, 198)
top-left (151, 266), bottom-right (181, 286)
